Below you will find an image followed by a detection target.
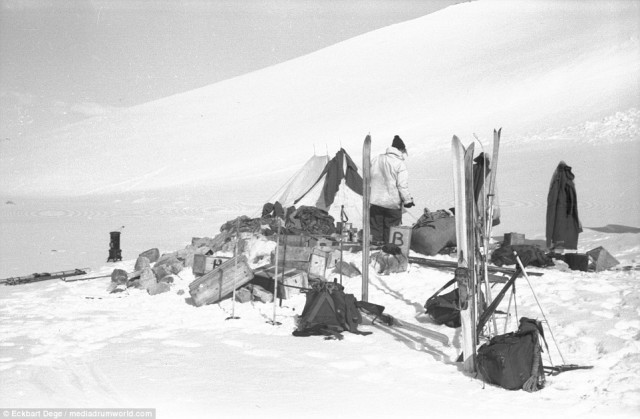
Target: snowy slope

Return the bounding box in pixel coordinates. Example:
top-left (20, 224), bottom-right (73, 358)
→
top-left (0, 0), bottom-right (637, 196)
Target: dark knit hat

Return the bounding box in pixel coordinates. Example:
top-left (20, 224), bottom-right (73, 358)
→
top-left (392, 135), bottom-right (406, 153)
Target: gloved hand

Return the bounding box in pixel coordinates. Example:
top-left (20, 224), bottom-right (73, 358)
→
top-left (404, 201), bottom-right (415, 208)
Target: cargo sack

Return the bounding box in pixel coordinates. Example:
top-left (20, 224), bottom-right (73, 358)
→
top-left (289, 206), bottom-right (336, 236)
top-left (293, 281), bottom-right (369, 339)
top-left (424, 277), bottom-right (486, 328)
top-left (410, 209), bottom-right (456, 256)
top-left (476, 317), bottom-right (547, 392)
top-left (424, 278), bottom-right (461, 328)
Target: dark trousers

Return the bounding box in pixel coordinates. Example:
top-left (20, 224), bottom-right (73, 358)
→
top-left (370, 204), bottom-right (402, 243)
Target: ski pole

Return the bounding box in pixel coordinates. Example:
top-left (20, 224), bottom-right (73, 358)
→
top-left (513, 281), bottom-right (519, 331)
top-left (513, 251), bottom-right (566, 365)
top-left (503, 285), bottom-right (513, 334)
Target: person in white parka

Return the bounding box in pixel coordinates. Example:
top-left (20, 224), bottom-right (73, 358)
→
top-left (369, 135), bottom-right (415, 244)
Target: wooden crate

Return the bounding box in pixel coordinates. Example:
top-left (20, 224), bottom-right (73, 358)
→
top-left (586, 246), bottom-right (620, 272)
top-left (252, 266), bottom-right (308, 299)
top-left (192, 254), bottom-right (230, 276)
top-left (504, 233), bottom-right (525, 246)
top-left (309, 248), bottom-right (332, 278)
top-left (563, 253), bottom-right (589, 272)
top-left (316, 238), bottom-right (338, 250)
top-left (269, 234), bottom-right (317, 247)
top-left (274, 245), bottom-right (312, 262)
top-left (188, 255), bottom-right (254, 307)
top-left (281, 270), bottom-right (308, 298)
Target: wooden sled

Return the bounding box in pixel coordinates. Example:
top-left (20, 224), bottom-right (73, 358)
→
top-left (2, 268), bottom-right (89, 285)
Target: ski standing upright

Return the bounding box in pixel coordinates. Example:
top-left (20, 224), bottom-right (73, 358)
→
top-left (479, 128), bottom-right (502, 335)
top-left (452, 136), bottom-right (478, 372)
top-left (362, 135), bottom-right (371, 302)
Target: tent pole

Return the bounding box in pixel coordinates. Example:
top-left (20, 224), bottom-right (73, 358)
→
top-left (270, 218), bottom-right (283, 325)
top-left (226, 217), bottom-right (241, 320)
top-left (339, 205), bottom-right (347, 285)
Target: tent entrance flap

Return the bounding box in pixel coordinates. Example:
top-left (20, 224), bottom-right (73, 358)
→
top-left (274, 149), bottom-right (364, 228)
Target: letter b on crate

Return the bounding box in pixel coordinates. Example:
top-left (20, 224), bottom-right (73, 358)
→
top-left (389, 226), bottom-right (412, 256)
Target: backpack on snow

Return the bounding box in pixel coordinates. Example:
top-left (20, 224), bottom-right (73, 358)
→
top-left (424, 276), bottom-right (486, 328)
top-left (476, 317), bottom-right (548, 392)
top-left (293, 280), bottom-right (368, 339)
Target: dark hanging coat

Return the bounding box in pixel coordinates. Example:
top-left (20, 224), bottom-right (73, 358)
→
top-left (546, 161), bottom-right (582, 250)
top-left (472, 153), bottom-right (501, 227)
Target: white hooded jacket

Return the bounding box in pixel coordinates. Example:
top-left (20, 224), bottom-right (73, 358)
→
top-left (370, 147), bottom-right (413, 210)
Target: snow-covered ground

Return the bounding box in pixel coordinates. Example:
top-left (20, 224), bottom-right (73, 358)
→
top-left (1, 0), bottom-right (639, 418)
top-left (0, 232), bottom-right (638, 419)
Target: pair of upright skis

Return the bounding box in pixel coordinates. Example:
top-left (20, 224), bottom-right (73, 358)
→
top-left (452, 129), bottom-right (501, 372)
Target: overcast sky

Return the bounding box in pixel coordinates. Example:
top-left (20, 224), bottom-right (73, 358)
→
top-left (0, 0), bottom-right (463, 140)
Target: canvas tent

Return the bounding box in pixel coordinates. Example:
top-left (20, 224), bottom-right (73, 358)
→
top-left (270, 149), bottom-right (364, 228)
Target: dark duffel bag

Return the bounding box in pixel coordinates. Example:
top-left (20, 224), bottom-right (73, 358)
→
top-left (476, 317), bottom-right (547, 391)
top-left (424, 279), bottom-right (461, 328)
top-left (424, 276), bottom-right (486, 329)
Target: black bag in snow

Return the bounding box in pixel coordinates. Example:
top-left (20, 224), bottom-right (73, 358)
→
top-left (476, 317), bottom-right (547, 391)
top-left (490, 244), bottom-right (554, 268)
top-left (424, 277), bottom-right (486, 328)
top-left (293, 281), bottom-right (368, 339)
top-left (424, 278), bottom-right (461, 328)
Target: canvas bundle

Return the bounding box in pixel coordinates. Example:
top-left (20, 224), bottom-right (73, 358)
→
top-left (410, 208), bottom-right (456, 256)
top-left (476, 317), bottom-right (547, 392)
